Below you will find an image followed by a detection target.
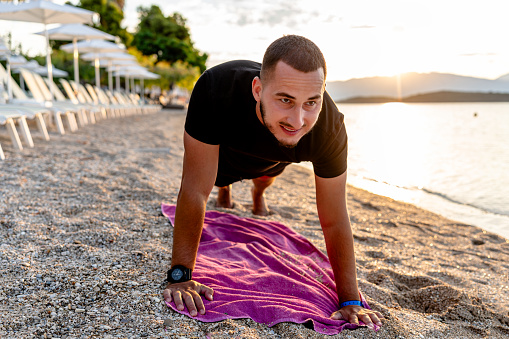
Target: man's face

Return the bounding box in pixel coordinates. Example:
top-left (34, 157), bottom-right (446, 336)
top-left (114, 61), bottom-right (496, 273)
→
top-left (252, 61), bottom-right (325, 148)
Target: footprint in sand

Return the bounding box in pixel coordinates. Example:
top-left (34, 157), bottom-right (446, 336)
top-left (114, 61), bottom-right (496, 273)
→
top-left (365, 250), bottom-right (386, 259)
top-left (353, 234), bottom-right (390, 247)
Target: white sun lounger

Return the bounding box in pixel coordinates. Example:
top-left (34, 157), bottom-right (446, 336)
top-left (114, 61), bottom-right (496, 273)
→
top-left (59, 78), bottom-right (98, 125)
top-left (41, 76), bottom-right (96, 127)
top-left (68, 80), bottom-right (108, 121)
top-left (0, 105), bottom-right (51, 160)
top-left (18, 69), bottom-right (79, 134)
top-left (0, 110), bottom-right (24, 159)
top-left (0, 63), bottom-right (76, 135)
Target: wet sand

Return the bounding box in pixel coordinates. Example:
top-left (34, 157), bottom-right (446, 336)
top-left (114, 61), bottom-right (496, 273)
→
top-left (1, 109), bottom-right (508, 338)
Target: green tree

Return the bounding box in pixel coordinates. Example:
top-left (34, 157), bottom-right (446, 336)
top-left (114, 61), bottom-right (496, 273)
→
top-left (74, 0), bottom-right (133, 47)
top-left (133, 6), bottom-right (207, 73)
top-left (152, 60), bottom-right (201, 92)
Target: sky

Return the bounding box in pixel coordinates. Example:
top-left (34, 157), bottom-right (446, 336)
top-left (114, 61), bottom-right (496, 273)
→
top-left (1, 0), bottom-right (509, 82)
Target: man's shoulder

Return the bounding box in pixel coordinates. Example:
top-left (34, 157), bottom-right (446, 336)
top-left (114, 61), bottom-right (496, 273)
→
top-left (207, 60), bottom-right (261, 75)
top-left (199, 60), bottom-right (260, 100)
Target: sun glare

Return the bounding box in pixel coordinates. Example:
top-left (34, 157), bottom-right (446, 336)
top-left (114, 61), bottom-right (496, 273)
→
top-left (349, 102), bottom-right (431, 196)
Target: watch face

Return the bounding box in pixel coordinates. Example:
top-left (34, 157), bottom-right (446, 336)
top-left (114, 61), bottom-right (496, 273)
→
top-left (171, 268), bottom-right (184, 281)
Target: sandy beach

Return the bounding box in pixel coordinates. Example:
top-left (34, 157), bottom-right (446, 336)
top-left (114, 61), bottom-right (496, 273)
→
top-left (1, 108), bottom-right (508, 338)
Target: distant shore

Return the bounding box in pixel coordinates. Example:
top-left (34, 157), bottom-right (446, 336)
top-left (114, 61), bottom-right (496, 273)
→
top-left (1, 109), bottom-right (508, 338)
top-left (337, 91), bottom-right (509, 103)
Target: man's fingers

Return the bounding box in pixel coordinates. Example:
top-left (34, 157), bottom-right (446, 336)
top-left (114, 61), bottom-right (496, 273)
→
top-left (332, 306), bottom-right (383, 331)
top-left (172, 290), bottom-right (185, 311)
top-left (163, 281), bottom-right (214, 316)
top-left (191, 290), bottom-right (206, 315)
top-left (358, 310), bottom-right (383, 325)
top-left (348, 314), bottom-right (359, 325)
top-left (199, 285), bottom-right (214, 301)
top-left (357, 313), bottom-right (374, 329)
top-left (342, 309), bottom-right (360, 325)
top-left (162, 288), bottom-right (173, 304)
top-left (369, 311), bottom-right (383, 326)
top-left (183, 292), bottom-right (198, 317)
top-left (330, 310), bottom-right (344, 320)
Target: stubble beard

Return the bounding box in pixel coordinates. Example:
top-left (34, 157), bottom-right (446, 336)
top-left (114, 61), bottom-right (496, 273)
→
top-left (260, 100), bottom-right (299, 149)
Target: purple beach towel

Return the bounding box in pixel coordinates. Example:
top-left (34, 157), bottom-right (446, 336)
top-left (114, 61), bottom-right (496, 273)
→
top-left (161, 204), bottom-right (378, 335)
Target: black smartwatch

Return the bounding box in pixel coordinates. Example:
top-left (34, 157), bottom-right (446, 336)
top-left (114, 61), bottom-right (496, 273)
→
top-left (167, 265), bottom-right (193, 283)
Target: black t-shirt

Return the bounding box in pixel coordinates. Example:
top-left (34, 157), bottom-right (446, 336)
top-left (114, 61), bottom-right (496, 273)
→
top-left (185, 60), bottom-right (348, 182)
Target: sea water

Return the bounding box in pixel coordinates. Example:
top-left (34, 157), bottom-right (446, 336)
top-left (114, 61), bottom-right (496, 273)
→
top-left (307, 102), bottom-right (509, 240)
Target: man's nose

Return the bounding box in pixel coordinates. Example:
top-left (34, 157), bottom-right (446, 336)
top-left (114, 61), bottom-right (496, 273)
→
top-left (288, 106), bottom-right (305, 129)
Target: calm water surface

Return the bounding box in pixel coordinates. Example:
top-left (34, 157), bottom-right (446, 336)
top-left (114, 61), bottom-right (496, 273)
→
top-left (335, 102), bottom-right (509, 239)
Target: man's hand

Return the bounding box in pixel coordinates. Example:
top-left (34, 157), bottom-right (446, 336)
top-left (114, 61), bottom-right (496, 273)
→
top-left (163, 280), bottom-right (214, 317)
top-left (331, 305), bottom-right (384, 330)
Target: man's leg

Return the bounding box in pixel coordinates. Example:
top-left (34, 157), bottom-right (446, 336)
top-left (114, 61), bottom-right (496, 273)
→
top-left (252, 176), bottom-right (277, 216)
top-left (216, 184), bottom-right (234, 209)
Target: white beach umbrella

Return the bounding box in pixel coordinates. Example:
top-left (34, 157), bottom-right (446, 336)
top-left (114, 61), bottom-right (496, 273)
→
top-left (107, 60), bottom-right (139, 92)
top-left (81, 52), bottom-right (135, 91)
top-left (113, 65), bottom-right (149, 76)
top-left (102, 59), bottom-right (138, 68)
top-left (9, 55), bottom-right (28, 67)
top-left (114, 68), bottom-right (159, 79)
top-left (61, 39), bottom-right (124, 88)
top-left (13, 59), bottom-right (41, 71)
top-left (81, 52), bottom-right (135, 61)
top-left (131, 71), bottom-right (160, 100)
top-left (114, 67), bottom-right (160, 98)
top-left (35, 23), bottom-right (115, 89)
top-left (113, 65), bottom-right (149, 94)
top-left (108, 59), bottom-right (139, 92)
top-left (0, 0), bottom-right (96, 100)
top-left (34, 65), bottom-right (68, 77)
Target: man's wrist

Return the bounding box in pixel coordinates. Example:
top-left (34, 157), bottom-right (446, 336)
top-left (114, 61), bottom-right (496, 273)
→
top-left (340, 300), bottom-right (363, 308)
top-left (167, 265), bottom-right (193, 283)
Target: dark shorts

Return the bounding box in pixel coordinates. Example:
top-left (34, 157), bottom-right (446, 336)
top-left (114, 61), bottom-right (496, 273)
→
top-left (214, 162), bottom-right (290, 187)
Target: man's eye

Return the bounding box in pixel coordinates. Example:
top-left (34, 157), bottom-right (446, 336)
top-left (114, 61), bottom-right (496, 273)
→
top-left (281, 98), bottom-right (291, 103)
top-left (307, 101), bottom-right (316, 106)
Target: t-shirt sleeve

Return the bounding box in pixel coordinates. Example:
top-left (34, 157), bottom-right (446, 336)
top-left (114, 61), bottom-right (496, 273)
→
top-left (184, 71), bottom-right (223, 145)
top-left (311, 95), bottom-right (348, 178)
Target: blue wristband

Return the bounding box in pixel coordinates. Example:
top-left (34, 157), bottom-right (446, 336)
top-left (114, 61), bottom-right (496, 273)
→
top-left (340, 300), bottom-right (363, 308)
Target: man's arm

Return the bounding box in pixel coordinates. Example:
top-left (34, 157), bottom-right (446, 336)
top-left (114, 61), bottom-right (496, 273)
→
top-left (163, 131), bottom-right (219, 317)
top-left (315, 171), bottom-right (383, 329)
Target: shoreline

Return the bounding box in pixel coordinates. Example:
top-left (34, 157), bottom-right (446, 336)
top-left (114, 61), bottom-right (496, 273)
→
top-left (296, 163), bottom-right (509, 242)
top-left (347, 175), bottom-right (509, 242)
top-left (1, 109), bottom-right (508, 338)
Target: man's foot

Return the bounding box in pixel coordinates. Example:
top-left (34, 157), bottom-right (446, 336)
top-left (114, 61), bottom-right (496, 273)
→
top-left (251, 186), bottom-right (270, 216)
top-left (251, 176), bottom-right (276, 216)
top-left (216, 185), bottom-right (234, 209)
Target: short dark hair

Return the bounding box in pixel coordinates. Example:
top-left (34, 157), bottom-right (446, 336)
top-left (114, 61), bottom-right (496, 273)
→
top-left (261, 35), bottom-right (327, 82)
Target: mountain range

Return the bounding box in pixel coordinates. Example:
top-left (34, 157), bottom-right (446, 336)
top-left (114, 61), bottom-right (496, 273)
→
top-left (325, 72), bottom-right (509, 102)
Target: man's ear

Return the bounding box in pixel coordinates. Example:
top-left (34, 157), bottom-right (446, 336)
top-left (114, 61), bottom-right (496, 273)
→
top-left (252, 76), bottom-right (262, 102)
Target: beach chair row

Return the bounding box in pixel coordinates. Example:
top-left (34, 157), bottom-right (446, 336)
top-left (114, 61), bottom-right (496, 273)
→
top-left (0, 65), bottom-right (161, 160)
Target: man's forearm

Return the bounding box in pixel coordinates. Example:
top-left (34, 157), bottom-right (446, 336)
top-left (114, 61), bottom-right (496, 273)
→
top-left (315, 173), bottom-right (359, 303)
top-left (171, 188), bottom-right (209, 270)
top-left (322, 220), bottom-right (359, 303)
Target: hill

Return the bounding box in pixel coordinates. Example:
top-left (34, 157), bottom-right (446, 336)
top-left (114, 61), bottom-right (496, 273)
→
top-left (326, 72), bottom-right (509, 102)
top-left (338, 91), bottom-right (509, 103)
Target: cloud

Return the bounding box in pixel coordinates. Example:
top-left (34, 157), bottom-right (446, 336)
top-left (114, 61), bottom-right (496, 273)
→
top-left (230, 1), bottom-right (305, 28)
top-left (460, 52), bottom-right (497, 57)
top-left (350, 25), bottom-right (376, 29)
top-left (323, 15), bottom-right (343, 23)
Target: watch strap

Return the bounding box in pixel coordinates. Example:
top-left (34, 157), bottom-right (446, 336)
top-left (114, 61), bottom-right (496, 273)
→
top-left (167, 265), bottom-right (192, 283)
